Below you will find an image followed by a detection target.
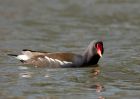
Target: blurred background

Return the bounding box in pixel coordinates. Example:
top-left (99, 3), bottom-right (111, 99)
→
top-left (0, 0), bottom-right (140, 99)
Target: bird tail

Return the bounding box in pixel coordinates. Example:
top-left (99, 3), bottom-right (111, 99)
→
top-left (7, 54), bottom-right (18, 57)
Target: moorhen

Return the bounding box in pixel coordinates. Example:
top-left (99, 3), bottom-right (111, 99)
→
top-left (8, 40), bottom-right (104, 67)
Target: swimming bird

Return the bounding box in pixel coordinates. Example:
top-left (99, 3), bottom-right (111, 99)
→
top-left (8, 40), bottom-right (104, 68)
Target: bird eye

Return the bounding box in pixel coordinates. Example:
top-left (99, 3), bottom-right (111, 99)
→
top-left (96, 43), bottom-right (102, 50)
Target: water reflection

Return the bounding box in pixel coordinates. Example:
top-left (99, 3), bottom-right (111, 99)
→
top-left (89, 65), bottom-right (105, 99)
top-left (90, 65), bottom-right (101, 76)
top-left (15, 64), bottom-right (106, 99)
top-left (19, 72), bottom-right (33, 78)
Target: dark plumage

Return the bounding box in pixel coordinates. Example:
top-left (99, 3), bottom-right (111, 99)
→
top-left (8, 40), bottom-right (104, 68)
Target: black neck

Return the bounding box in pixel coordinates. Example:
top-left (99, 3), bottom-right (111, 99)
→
top-left (85, 54), bottom-right (100, 65)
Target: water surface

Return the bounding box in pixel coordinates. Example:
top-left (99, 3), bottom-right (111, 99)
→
top-left (0, 0), bottom-right (140, 99)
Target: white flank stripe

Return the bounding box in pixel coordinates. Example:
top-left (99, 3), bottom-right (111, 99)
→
top-left (49, 58), bottom-right (55, 62)
top-left (45, 56), bottom-right (73, 66)
top-left (55, 59), bottom-right (64, 65)
top-left (63, 61), bottom-right (72, 64)
top-left (16, 55), bottom-right (30, 60)
top-left (45, 56), bottom-right (51, 66)
top-left (38, 57), bottom-right (43, 61)
top-left (45, 56), bottom-right (51, 63)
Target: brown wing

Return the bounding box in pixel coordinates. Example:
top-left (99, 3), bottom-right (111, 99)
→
top-left (22, 49), bottom-right (50, 58)
top-left (24, 52), bottom-right (83, 67)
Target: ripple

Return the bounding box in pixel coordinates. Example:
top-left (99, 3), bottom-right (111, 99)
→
top-left (19, 72), bottom-right (33, 78)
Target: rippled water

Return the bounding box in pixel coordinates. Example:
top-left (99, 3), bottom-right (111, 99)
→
top-left (0, 0), bottom-right (140, 99)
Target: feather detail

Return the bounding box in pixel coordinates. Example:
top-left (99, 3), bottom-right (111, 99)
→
top-left (16, 55), bottom-right (30, 61)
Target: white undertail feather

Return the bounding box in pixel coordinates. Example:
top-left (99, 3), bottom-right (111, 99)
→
top-left (16, 55), bottom-right (30, 61)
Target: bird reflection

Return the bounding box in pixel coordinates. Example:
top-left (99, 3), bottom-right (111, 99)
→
top-left (89, 83), bottom-right (105, 92)
top-left (90, 64), bottom-right (100, 76)
top-left (89, 64), bottom-right (105, 99)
